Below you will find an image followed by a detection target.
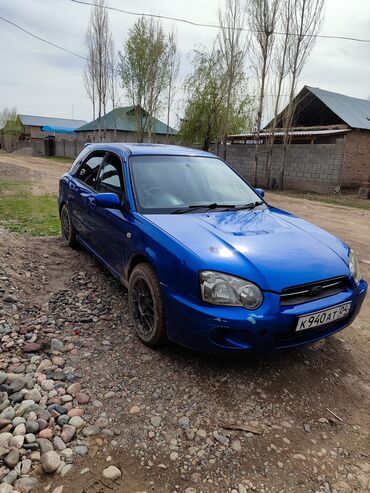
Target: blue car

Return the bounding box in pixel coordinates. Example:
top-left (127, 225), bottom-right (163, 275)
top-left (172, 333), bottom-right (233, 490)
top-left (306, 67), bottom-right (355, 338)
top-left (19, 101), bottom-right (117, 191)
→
top-left (58, 143), bottom-right (367, 354)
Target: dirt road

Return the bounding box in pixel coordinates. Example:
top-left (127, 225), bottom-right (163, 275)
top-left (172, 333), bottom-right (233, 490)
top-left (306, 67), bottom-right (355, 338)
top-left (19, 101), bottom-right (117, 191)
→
top-left (0, 154), bottom-right (369, 493)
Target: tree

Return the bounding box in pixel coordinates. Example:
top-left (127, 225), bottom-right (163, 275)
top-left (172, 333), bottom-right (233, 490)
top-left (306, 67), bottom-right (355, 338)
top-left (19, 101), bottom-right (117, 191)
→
top-left (217, 0), bottom-right (249, 159)
top-left (165, 31), bottom-right (179, 143)
top-left (0, 107), bottom-right (17, 128)
top-left (279, 0), bottom-right (324, 188)
top-left (248, 0), bottom-right (281, 185)
top-left (118, 17), bottom-right (170, 142)
top-left (84, 0), bottom-right (113, 141)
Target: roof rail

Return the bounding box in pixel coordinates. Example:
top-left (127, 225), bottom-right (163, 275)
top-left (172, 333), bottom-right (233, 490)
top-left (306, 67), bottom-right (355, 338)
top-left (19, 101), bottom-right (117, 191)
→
top-left (84, 143), bottom-right (92, 147)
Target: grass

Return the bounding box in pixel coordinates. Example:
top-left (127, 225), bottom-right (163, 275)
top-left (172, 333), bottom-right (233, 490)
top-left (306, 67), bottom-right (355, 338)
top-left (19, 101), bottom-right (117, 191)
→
top-left (0, 180), bottom-right (60, 236)
top-left (42, 155), bottom-right (73, 165)
top-left (271, 190), bottom-right (370, 211)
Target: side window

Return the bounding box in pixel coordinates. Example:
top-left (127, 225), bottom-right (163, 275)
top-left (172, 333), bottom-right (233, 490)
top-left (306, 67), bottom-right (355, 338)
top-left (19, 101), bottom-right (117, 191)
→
top-left (75, 151), bottom-right (106, 189)
top-left (69, 147), bottom-right (90, 174)
top-left (96, 153), bottom-right (124, 197)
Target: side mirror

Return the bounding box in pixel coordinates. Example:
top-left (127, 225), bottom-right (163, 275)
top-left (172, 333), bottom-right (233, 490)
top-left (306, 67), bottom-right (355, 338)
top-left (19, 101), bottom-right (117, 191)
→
top-left (95, 193), bottom-right (121, 209)
top-left (255, 188), bottom-right (265, 198)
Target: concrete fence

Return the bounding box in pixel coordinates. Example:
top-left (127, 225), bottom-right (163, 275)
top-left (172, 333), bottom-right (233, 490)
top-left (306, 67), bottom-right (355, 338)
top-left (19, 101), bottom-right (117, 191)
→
top-left (216, 142), bottom-right (345, 193)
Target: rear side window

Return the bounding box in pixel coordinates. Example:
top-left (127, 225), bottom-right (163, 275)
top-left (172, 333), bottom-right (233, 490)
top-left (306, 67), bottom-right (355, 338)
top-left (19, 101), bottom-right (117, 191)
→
top-left (75, 151), bottom-right (106, 189)
top-left (96, 153), bottom-right (124, 198)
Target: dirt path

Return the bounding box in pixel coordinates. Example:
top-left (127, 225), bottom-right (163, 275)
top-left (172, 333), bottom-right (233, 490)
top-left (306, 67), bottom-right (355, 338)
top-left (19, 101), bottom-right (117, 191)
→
top-left (0, 153), bottom-right (369, 493)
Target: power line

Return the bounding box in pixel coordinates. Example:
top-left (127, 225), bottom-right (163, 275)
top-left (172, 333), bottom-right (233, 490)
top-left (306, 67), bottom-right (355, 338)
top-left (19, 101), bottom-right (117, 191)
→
top-left (0, 15), bottom-right (88, 61)
top-left (71, 0), bottom-right (370, 44)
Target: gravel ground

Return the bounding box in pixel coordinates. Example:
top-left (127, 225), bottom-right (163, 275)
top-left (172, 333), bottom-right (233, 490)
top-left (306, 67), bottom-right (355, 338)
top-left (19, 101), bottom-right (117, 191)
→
top-left (0, 155), bottom-right (369, 493)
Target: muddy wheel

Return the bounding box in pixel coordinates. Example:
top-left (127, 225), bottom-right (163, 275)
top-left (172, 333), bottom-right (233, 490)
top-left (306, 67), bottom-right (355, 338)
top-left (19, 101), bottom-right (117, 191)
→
top-left (128, 263), bottom-right (167, 347)
top-left (61, 204), bottom-right (78, 249)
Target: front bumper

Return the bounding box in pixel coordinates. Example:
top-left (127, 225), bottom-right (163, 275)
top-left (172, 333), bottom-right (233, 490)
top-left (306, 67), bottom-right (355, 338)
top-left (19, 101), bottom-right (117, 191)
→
top-left (163, 279), bottom-right (368, 354)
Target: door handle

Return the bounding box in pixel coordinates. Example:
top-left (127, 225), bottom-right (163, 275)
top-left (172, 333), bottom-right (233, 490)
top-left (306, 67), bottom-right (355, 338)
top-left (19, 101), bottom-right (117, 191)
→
top-left (88, 196), bottom-right (96, 207)
top-left (69, 181), bottom-right (76, 191)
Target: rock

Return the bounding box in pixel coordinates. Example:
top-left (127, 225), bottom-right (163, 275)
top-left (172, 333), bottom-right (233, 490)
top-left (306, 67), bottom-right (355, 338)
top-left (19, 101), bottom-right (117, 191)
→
top-left (66, 383), bottom-right (81, 396)
top-left (23, 342), bottom-right (41, 353)
top-left (5, 449), bottom-right (20, 468)
top-left (13, 423), bottom-right (26, 436)
top-left (14, 476), bottom-right (38, 491)
top-left (0, 372), bottom-right (7, 385)
top-left (38, 428), bottom-right (53, 440)
top-left (57, 416), bottom-right (70, 427)
top-left (213, 431), bottom-right (229, 445)
top-left (42, 451), bottom-right (61, 473)
top-left (51, 338), bottom-right (64, 351)
top-left (60, 448), bottom-right (74, 463)
top-left (41, 380), bottom-right (54, 392)
top-left (21, 459), bottom-right (32, 475)
top-left (75, 393), bottom-right (90, 404)
top-left (178, 416), bottom-right (190, 429)
top-left (185, 488), bottom-right (197, 493)
top-left (0, 484), bottom-right (13, 493)
top-left (95, 417), bottom-right (108, 428)
top-left (24, 389), bottom-right (41, 403)
top-left (102, 466), bottom-right (121, 480)
top-left (170, 452), bottom-right (179, 460)
top-left (53, 436), bottom-right (66, 452)
top-left (16, 400), bottom-right (37, 417)
top-left (51, 487), bottom-right (64, 493)
top-left (25, 421), bottom-right (39, 434)
top-left (318, 417), bottom-right (329, 424)
top-left (231, 440), bottom-right (242, 452)
top-left (150, 416), bottom-right (162, 427)
top-left (292, 453), bottom-right (306, 460)
top-left (74, 446), bottom-right (88, 457)
top-left (238, 485), bottom-right (248, 493)
top-left (37, 418), bottom-right (48, 431)
top-left (3, 470), bottom-right (17, 485)
top-left (48, 404), bottom-right (67, 416)
top-left (61, 424), bottom-right (76, 443)
top-left (67, 408), bottom-right (84, 417)
top-left (1, 408), bottom-right (15, 421)
top-left (68, 416), bottom-right (84, 428)
top-left (82, 425), bottom-right (99, 437)
top-left (0, 418), bottom-right (11, 430)
top-left (60, 464), bottom-right (73, 477)
top-left (36, 438), bottom-right (54, 454)
top-left (9, 435), bottom-right (24, 449)
top-left (0, 433), bottom-right (12, 449)
top-left (24, 433), bottom-right (36, 444)
top-left (129, 405), bottom-right (140, 414)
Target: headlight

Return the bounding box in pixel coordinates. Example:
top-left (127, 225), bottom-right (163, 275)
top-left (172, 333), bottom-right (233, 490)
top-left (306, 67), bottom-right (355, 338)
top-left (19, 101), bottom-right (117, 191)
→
top-left (349, 248), bottom-right (361, 284)
top-left (200, 271), bottom-right (263, 309)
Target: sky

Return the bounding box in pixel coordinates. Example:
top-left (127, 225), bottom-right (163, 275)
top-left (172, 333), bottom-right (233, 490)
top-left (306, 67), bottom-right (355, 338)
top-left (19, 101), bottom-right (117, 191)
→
top-left (0, 0), bottom-right (370, 128)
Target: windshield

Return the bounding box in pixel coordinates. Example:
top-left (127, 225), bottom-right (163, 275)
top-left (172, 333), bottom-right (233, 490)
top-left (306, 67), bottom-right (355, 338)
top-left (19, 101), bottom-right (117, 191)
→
top-left (130, 155), bottom-right (263, 214)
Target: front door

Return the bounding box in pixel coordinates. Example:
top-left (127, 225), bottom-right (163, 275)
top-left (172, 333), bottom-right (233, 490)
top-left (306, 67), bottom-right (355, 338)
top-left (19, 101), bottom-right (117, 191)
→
top-left (90, 152), bottom-right (128, 277)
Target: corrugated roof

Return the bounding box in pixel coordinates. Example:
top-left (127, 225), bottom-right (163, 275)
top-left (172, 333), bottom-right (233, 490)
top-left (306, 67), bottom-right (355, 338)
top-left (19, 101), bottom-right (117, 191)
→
top-left (19, 114), bottom-right (87, 129)
top-left (75, 106), bottom-right (178, 135)
top-left (229, 128), bottom-right (350, 139)
top-left (306, 86), bottom-right (370, 130)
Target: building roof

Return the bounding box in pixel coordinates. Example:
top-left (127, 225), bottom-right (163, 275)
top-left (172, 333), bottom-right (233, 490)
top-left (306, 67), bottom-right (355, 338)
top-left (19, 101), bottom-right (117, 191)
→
top-left (75, 106), bottom-right (178, 135)
top-left (229, 128), bottom-right (350, 140)
top-left (268, 86), bottom-right (370, 131)
top-left (307, 86), bottom-right (370, 130)
top-left (19, 114), bottom-right (87, 129)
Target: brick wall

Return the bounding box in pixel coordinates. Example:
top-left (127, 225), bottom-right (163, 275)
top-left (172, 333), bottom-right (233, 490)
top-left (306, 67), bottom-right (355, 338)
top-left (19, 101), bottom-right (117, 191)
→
top-left (216, 141), bottom-right (345, 192)
top-left (340, 130), bottom-right (370, 187)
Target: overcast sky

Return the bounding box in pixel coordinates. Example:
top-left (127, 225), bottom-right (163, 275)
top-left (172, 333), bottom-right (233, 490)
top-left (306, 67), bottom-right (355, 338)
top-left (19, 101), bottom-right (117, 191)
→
top-left (1, 0), bottom-right (370, 128)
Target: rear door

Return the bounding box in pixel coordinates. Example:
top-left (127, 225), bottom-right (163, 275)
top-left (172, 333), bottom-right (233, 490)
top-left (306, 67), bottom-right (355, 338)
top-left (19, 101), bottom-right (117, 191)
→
top-left (89, 152), bottom-right (128, 276)
top-left (68, 150), bottom-right (106, 242)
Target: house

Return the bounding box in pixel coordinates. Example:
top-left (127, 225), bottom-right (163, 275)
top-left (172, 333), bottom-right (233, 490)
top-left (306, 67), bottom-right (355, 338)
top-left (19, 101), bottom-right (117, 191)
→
top-left (75, 105), bottom-right (178, 143)
top-left (224, 86), bottom-right (370, 192)
top-left (0, 114), bottom-right (87, 154)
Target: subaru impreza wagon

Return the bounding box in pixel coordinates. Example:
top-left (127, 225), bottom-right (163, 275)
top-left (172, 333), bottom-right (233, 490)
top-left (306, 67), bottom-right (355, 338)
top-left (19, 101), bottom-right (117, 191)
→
top-left (58, 144), bottom-right (367, 353)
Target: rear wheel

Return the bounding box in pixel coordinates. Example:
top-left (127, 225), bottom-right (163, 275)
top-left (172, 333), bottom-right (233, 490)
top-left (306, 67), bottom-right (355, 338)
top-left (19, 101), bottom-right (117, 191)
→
top-left (60, 204), bottom-right (78, 249)
top-left (128, 263), bottom-right (167, 347)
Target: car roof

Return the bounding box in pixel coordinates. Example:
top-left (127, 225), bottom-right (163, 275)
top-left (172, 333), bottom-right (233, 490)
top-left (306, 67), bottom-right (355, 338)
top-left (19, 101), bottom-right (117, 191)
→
top-left (84, 143), bottom-right (214, 158)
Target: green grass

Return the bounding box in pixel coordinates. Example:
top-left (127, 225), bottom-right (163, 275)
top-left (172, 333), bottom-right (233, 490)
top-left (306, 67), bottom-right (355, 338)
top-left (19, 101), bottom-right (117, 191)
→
top-left (272, 190), bottom-right (370, 211)
top-left (0, 180), bottom-right (60, 236)
top-left (42, 156), bottom-right (73, 165)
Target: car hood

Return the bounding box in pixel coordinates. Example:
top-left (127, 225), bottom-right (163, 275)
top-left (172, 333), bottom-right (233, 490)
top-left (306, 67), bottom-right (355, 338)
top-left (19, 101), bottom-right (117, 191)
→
top-left (145, 207), bottom-right (350, 292)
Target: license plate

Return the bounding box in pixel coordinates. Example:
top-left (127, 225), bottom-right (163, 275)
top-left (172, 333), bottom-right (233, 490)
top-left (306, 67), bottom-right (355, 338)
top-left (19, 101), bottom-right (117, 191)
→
top-left (296, 302), bottom-right (351, 332)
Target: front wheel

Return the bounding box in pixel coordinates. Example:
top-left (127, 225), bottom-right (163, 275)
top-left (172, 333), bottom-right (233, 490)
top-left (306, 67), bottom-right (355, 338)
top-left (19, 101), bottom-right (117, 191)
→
top-left (60, 204), bottom-right (78, 249)
top-left (128, 263), bottom-right (167, 347)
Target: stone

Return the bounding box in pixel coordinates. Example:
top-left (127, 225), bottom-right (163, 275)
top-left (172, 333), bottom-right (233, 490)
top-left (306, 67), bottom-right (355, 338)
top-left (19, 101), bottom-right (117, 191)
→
top-left (178, 416), bottom-right (190, 429)
top-left (75, 393), bottom-right (90, 404)
top-left (42, 451), bottom-right (61, 473)
top-left (0, 372), bottom-right (8, 385)
top-left (21, 459), bottom-right (32, 475)
top-left (170, 451), bottom-right (178, 460)
top-left (3, 470), bottom-right (17, 485)
top-left (24, 389), bottom-right (41, 403)
top-left (36, 438), bottom-right (54, 454)
top-left (52, 487), bottom-right (64, 493)
top-left (75, 445), bottom-right (88, 457)
top-left (22, 342), bottom-right (41, 353)
top-left (57, 415), bottom-right (70, 427)
top-left (41, 380), bottom-right (55, 391)
top-left (61, 424), bottom-right (76, 443)
top-left (14, 476), bottom-right (38, 491)
top-left (150, 416), bottom-right (162, 427)
top-left (60, 464), bottom-right (73, 477)
top-left (82, 425), bottom-right (99, 437)
top-left (67, 408), bottom-right (84, 417)
top-left (16, 400), bottom-right (37, 417)
top-left (0, 433), bottom-right (12, 449)
top-left (53, 436), bottom-right (66, 452)
top-left (129, 405), bottom-right (140, 414)
top-left (293, 453), bottom-right (306, 460)
top-left (0, 484), bottom-right (13, 493)
top-left (38, 428), bottom-right (53, 440)
top-left (1, 408), bottom-right (15, 421)
top-left (24, 433), bottom-right (36, 444)
top-left (102, 466), bottom-right (121, 480)
top-left (25, 421), bottom-right (39, 434)
top-left (66, 383), bottom-right (81, 396)
top-left (231, 440), bottom-right (242, 452)
top-left (13, 423), bottom-right (26, 436)
top-left (68, 416), bottom-right (84, 428)
top-left (5, 449), bottom-right (20, 468)
top-left (51, 338), bottom-right (64, 351)
top-left (9, 435), bottom-right (24, 449)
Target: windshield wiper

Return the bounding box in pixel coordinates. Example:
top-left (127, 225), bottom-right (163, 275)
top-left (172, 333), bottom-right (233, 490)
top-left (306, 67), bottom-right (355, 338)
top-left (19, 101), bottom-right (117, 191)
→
top-left (232, 201), bottom-right (264, 211)
top-left (172, 203), bottom-right (236, 214)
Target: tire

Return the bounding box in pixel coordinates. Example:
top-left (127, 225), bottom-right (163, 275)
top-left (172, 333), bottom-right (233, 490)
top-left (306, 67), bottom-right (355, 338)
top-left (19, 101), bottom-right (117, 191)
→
top-left (60, 204), bottom-right (78, 249)
top-left (128, 263), bottom-right (167, 347)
